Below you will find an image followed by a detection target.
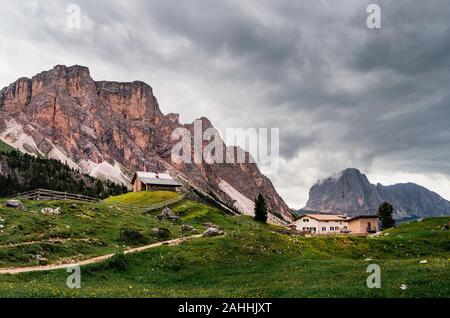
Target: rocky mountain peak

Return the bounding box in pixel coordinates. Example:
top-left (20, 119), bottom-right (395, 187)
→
top-left (305, 168), bottom-right (450, 218)
top-left (0, 65), bottom-right (291, 221)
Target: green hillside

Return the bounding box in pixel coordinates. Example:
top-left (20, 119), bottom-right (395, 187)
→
top-left (0, 192), bottom-right (448, 297)
top-left (104, 191), bottom-right (180, 205)
top-left (0, 140), bottom-right (14, 153)
top-left (0, 192), bottom-right (242, 268)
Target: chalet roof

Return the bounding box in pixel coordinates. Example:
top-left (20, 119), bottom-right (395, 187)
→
top-left (132, 171), bottom-right (182, 187)
top-left (297, 214), bottom-right (348, 222)
top-left (347, 215), bottom-right (378, 221)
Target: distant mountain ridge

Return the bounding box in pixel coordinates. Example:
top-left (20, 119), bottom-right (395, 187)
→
top-left (303, 168), bottom-right (450, 218)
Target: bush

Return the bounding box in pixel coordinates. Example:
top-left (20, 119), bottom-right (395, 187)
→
top-left (106, 251), bottom-right (129, 271)
top-left (119, 227), bottom-right (148, 245)
top-left (152, 227), bottom-right (171, 240)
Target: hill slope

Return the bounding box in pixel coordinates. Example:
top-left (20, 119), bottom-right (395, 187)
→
top-left (304, 168), bottom-right (450, 218)
top-left (0, 191), bottom-right (448, 297)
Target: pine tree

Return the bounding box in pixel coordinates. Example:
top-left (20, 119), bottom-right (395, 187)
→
top-left (377, 202), bottom-right (395, 230)
top-left (254, 194), bottom-right (268, 223)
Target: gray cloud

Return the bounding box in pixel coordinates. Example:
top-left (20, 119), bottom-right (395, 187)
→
top-left (1, 0), bottom-right (449, 207)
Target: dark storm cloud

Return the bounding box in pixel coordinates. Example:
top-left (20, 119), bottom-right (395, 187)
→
top-left (1, 0), bottom-right (450, 206)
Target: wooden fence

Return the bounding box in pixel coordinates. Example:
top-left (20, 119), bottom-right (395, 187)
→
top-left (7, 188), bottom-right (186, 213)
top-left (9, 189), bottom-right (100, 203)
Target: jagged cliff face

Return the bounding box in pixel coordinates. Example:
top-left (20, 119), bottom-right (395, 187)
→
top-left (304, 168), bottom-right (450, 218)
top-left (0, 65), bottom-right (291, 219)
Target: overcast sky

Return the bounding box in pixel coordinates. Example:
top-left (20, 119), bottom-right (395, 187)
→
top-left (1, 0), bottom-right (450, 208)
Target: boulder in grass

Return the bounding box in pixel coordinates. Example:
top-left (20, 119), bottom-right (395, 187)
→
top-left (203, 222), bottom-right (219, 229)
top-left (157, 208), bottom-right (180, 222)
top-left (33, 254), bottom-right (48, 265)
top-left (151, 227), bottom-right (171, 239)
top-left (181, 224), bottom-right (195, 232)
top-left (181, 224), bottom-right (200, 235)
top-left (41, 207), bottom-right (61, 215)
top-left (202, 227), bottom-right (224, 237)
top-left (5, 200), bottom-right (26, 211)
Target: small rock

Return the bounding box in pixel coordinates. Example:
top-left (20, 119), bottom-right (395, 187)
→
top-left (181, 224), bottom-right (195, 232)
top-left (69, 203), bottom-right (79, 209)
top-left (202, 227), bottom-right (224, 237)
top-left (156, 207), bottom-right (180, 222)
top-left (419, 260), bottom-right (428, 264)
top-left (364, 258), bottom-right (373, 261)
top-left (5, 200), bottom-right (26, 211)
top-left (400, 284), bottom-right (408, 290)
top-left (417, 218), bottom-right (424, 223)
top-left (151, 227), bottom-right (171, 238)
top-left (204, 222), bottom-right (219, 229)
top-left (40, 207), bottom-right (61, 215)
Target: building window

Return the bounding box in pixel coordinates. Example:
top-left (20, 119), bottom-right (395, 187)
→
top-left (343, 226), bottom-right (348, 229)
top-left (335, 226), bottom-right (339, 231)
top-left (330, 227), bottom-right (334, 231)
top-left (322, 227), bottom-right (326, 231)
top-left (303, 219), bottom-right (309, 222)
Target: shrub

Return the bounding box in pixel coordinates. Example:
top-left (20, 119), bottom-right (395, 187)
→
top-left (119, 227), bottom-right (148, 245)
top-left (106, 251), bottom-right (129, 271)
top-left (152, 227), bottom-right (171, 240)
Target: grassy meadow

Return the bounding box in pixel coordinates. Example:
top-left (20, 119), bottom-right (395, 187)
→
top-left (0, 191), bottom-right (448, 297)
